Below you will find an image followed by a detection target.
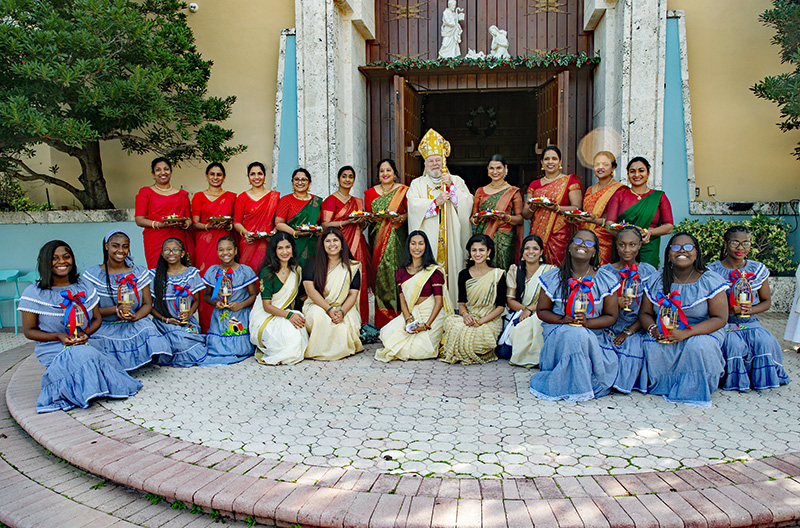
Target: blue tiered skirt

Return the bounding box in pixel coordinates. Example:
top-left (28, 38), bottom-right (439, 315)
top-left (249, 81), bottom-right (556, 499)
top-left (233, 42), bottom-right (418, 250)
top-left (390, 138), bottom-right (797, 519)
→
top-left (641, 331), bottom-right (725, 408)
top-left (721, 317), bottom-right (790, 391)
top-left (203, 306), bottom-right (255, 366)
top-left (90, 318), bottom-right (170, 371)
top-left (529, 323), bottom-right (618, 401)
top-left (153, 319), bottom-right (208, 367)
top-left (37, 344), bottom-right (143, 413)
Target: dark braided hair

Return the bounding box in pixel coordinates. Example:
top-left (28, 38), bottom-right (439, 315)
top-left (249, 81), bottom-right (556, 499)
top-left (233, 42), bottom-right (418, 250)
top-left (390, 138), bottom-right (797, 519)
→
top-left (559, 229), bottom-right (600, 301)
top-left (611, 225), bottom-right (643, 264)
top-left (515, 234), bottom-right (545, 303)
top-left (153, 238), bottom-right (189, 316)
top-left (662, 232), bottom-right (706, 294)
top-left (719, 225), bottom-right (751, 261)
top-left (101, 231), bottom-right (131, 297)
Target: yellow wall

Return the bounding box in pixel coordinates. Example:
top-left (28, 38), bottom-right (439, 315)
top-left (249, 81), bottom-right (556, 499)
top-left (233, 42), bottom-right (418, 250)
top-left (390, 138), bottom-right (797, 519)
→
top-left (24, 1), bottom-right (295, 209)
top-left (668, 0), bottom-right (800, 202)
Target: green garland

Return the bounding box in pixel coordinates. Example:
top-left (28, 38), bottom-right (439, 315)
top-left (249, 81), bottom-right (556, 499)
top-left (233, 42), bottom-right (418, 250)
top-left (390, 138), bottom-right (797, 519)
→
top-left (364, 52), bottom-right (600, 72)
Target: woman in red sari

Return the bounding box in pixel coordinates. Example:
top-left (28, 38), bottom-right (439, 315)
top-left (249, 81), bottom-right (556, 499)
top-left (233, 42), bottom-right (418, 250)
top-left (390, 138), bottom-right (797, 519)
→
top-left (192, 162), bottom-right (236, 331)
top-left (135, 157), bottom-right (192, 269)
top-left (521, 146), bottom-right (583, 266)
top-left (364, 159), bottom-right (408, 328)
top-left (234, 162), bottom-right (280, 273)
top-left (321, 166), bottom-right (372, 324)
top-left (580, 151), bottom-right (626, 264)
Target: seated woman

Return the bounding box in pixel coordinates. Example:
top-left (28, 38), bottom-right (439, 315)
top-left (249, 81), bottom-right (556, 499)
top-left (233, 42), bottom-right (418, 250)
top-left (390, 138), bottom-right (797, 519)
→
top-left (529, 229), bottom-right (620, 401)
top-left (202, 236), bottom-right (258, 365)
top-left (18, 240), bottom-right (142, 413)
top-left (707, 226), bottom-right (790, 391)
top-left (150, 238), bottom-right (208, 367)
top-left (84, 229), bottom-right (170, 371)
top-left (639, 233), bottom-right (729, 407)
top-left (250, 232), bottom-right (309, 365)
top-left (302, 227), bottom-right (364, 360)
top-left (375, 231), bottom-right (449, 362)
top-left (440, 234), bottom-right (506, 365)
top-left (497, 235), bottom-right (555, 367)
top-left (598, 226), bottom-right (657, 393)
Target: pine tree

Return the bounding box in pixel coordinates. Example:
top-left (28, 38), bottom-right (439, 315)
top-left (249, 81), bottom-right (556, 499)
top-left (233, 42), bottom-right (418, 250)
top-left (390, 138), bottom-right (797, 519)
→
top-left (0, 0), bottom-right (246, 209)
top-left (752, 0), bottom-right (800, 161)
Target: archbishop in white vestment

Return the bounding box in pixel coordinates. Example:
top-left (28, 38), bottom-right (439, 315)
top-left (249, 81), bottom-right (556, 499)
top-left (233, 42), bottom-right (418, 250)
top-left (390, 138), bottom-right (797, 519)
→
top-left (407, 129), bottom-right (473, 306)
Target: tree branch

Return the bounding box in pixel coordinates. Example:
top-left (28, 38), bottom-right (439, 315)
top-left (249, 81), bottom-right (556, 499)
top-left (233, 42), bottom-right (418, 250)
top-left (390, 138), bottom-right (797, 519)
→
top-left (0, 157), bottom-right (83, 197)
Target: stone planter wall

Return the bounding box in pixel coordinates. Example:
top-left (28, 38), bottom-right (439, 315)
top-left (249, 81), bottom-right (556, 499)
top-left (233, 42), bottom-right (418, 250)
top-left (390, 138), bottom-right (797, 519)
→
top-left (769, 276), bottom-right (795, 314)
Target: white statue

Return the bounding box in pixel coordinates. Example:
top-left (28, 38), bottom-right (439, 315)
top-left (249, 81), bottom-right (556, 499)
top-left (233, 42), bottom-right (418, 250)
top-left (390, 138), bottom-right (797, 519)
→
top-left (489, 25), bottom-right (511, 59)
top-left (465, 48), bottom-right (485, 60)
top-left (438, 0), bottom-right (465, 59)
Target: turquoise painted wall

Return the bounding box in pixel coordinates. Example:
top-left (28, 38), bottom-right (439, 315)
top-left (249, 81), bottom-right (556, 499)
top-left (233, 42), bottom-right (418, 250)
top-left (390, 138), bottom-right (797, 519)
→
top-left (662, 17), bottom-right (800, 263)
top-left (275, 34), bottom-right (299, 196)
top-left (0, 221), bottom-right (142, 330)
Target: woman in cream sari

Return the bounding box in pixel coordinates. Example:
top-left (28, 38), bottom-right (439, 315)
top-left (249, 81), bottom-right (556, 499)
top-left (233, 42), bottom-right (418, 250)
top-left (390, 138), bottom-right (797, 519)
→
top-left (250, 232), bottom-right (308, 365)
top-left (302, 227), bottom-right (363, 360)
top-left (440, 234), bottom-right (506, 365)
top-left (376, 231), bottom-right (450, 362)
top-left (498, 235), bottom-right (555, 366)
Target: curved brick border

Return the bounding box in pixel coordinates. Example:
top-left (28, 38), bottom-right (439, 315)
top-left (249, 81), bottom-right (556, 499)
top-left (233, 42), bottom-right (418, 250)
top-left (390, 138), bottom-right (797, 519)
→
top-left (8, 354), bottom-right (800, 527)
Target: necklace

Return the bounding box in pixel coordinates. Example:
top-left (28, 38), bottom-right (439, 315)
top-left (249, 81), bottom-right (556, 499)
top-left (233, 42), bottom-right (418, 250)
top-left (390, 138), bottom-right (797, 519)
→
top-left (335, 190), bottom-right (350, 201)
top-left (631, 187), bottom-right (650, 201)
top-left (153, 184), bottom-right (173, 192)
top-left (489, 180), bottom-right (507, 189)
top-left (541, 173), bottom-right (562, 183)
top-left (206, 188), bottom-right (224, 197)
top-left (379, 183), bottom-right (395, 195)
top-left (572, 268), bottom-right (591, 282)
top-left (674, 269), bottom-right (697, 284)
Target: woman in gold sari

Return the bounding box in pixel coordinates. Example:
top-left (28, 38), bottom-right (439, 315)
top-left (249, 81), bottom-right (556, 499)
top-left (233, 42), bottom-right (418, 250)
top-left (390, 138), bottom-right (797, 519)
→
top-left (302, 227), bottom-right (363, 360)
top-left (521, 146), bottom-right (583, 266)
top-left (470, 154), bottom-right (523, 271)
top-left (250, 232), bottom-right (308, 365)
top-left (580, 151), bottom-right (626, 264)
top-left (375, 231), bottom-right (450, 362)
top-left (365, 159), bottom-right (408, 328)
top-left (497, 235), bottom-right (555, 366)
top-left (440, 234), bottom-right (506, 365)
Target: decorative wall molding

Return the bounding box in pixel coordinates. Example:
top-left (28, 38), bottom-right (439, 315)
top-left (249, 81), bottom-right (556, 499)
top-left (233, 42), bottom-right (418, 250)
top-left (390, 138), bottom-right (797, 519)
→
top-left (0, 209), bottom-right (134, 225)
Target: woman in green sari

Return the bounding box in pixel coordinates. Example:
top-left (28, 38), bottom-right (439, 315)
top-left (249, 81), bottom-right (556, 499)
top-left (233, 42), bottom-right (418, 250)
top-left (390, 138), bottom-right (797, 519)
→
top-left (274, 168), bottom-right (323, 268)
top-left (606, 157), bottom-right (674, 268)
top-left (364, 159), bottom-right (409, 327)
top-left (470, 154), bottom-right (523, 271)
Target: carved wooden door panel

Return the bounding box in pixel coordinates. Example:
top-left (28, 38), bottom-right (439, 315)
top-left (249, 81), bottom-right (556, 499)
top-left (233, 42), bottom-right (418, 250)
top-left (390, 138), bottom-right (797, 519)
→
top-left (394, 75), bottom-right (422, 185)
top-left (536, 70), bottom-right (570, 171)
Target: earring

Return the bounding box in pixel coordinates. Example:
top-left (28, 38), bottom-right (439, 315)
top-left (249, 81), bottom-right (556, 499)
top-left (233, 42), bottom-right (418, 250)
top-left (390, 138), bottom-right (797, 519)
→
top-left (559, 165), bottom-right (563, 170)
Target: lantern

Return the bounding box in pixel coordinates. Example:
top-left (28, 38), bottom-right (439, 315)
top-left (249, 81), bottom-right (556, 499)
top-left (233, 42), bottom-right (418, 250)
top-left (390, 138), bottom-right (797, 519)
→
top-left (117, 283), bottom-right (135, 315)
top-left (620, 277), bottom-right (638, 312)
top-left (568, 289), bottom-right (590, 327)
top-left (657, 303), bottom-right (677, 344)
top-left (178, 294), bottom-right (192, 322)
top-left (220, 274), bottom-right (233, 307)
top-left (73, 307), bottom-right (86, 338)
top-left (733, 277), bottom-right (753, 318)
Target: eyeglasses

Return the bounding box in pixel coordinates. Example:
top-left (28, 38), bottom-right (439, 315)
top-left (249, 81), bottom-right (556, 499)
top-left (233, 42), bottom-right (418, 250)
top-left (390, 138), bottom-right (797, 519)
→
top-left (292, 178), bottom-right (309, 183)
top-left (728, 240), bottom-right (751, 249)
top-left (162, 248), bottom-right (183, 255)
top-left (572, 238), bottom-right (596, 248)
top-left (670, 243), bottom-right (695, 252)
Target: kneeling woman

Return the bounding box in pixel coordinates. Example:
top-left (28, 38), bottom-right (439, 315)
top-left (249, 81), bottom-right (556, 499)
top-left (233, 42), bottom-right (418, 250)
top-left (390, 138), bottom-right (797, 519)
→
top-left (250, 232), bottom-right (309, 365)
top-left (440, 234), bottom-right (506, 365)
top-left (529, 229), bottom-right (620, 401)
top-left (84, 229), bottom-right (170, 370)
top-left (375, 231), bottom-right (450, 362)
top-left (150, 238), bottom-right (208, 366)
top-left (599, 226), bottom-right (657, 393)
top-left (498, 234), bottom-right (555, 367)
top-left (202, 236), bottom-right (258, 365)
top-left (302, 227), bottom-right (364, 360)
top-left (707, 226), bottom-right (789, 391)
top-left (639, 233), bottom-right (728, 407)
top-left (19, 241), bottom-right (142, 413)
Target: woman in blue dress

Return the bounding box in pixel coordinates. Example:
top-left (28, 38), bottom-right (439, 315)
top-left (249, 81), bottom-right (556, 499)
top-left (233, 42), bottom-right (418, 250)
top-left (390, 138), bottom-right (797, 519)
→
top-left (150, 238), bottom-right (208, 366)
top-left (529, 229), bottom-right (620, 401)
top-left (202, 236), bottom-right (258, 365)
top-left (84, 229), bottom-right (170, 370)
top-left (18, 240), bottom-right (142, 413)
top-left (707, 226), bottom-right (790, 391)
top-left (599, 226), bottom-right (657, 393)
top-left (639, 233), bottom-right (729, 407)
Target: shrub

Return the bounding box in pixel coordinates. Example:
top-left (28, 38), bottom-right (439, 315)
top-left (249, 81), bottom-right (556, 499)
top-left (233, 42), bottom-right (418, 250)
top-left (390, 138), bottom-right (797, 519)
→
top-left (0, 176), bottom-right (49, 212)
top-left (675, 214), bottom-right (795, 274)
